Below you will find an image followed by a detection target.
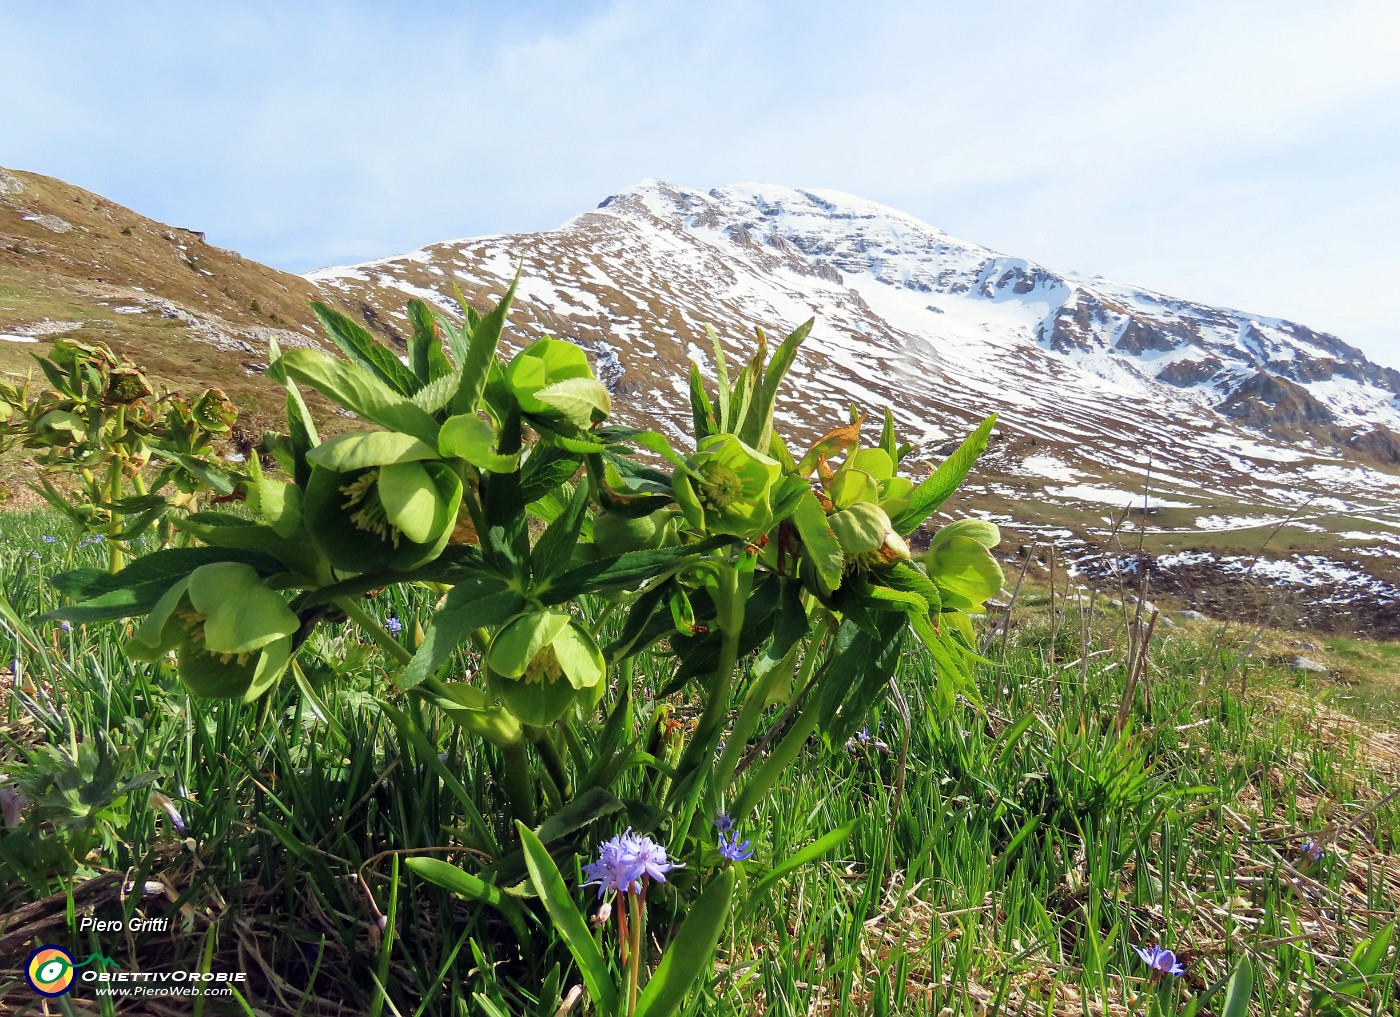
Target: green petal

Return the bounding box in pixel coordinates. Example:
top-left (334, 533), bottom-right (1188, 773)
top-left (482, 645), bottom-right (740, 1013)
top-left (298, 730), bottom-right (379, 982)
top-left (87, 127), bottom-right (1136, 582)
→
top-left (848, 447), bottom-right (895, 482)
top-left (672, 474), bottom-right (707, 532)
top-left (829, 469), bottom-right (879, 511)
top-left (129, 576), bottom-right (192, 658)
top-left (439, 414), bottom-right (519, 472)
top-left (241, 636), bottom-right (293, 703)
top-left (307, 430), bottom-right (440, 471)
top-left (829, 502), bottom-right (894, 556)
top-left (188, 563), bottom-right (298, 655)
top-left (552, 622), bottom-right (605, 690)
top-left (505, 338), bottom-right (593, 415)
top-left (175, 639), bottom-right (257, 699)
top-left (929, 519), bottom-right (1001, 552)
top-left (491, 668), bottom-right (580, 726)
top-left (378, 461), bottom-right (442, 545)
top-left (486, 610), bottom-right (572, 679)
top-left (927, 535), bottom-right (1005, 612)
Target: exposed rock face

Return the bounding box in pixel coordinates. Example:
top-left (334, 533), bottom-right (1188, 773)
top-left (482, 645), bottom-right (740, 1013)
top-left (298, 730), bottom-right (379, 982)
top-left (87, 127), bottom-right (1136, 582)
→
top-left (1216, 371), bottom-right (1336, 428)
top-left (1157, 356), bottom-right (1224, 388)
top-left (1346, 423), bottom-right (1400, 465)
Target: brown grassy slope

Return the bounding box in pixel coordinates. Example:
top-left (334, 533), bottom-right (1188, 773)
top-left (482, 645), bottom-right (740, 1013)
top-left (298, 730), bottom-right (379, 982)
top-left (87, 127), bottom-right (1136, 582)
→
top-left (0, 166), bottom-right (343, 430)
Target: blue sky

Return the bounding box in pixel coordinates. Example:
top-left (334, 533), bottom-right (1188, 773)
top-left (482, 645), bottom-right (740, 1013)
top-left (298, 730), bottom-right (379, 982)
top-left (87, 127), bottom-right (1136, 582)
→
top-left (4, 0), bottom-right (1400, 366)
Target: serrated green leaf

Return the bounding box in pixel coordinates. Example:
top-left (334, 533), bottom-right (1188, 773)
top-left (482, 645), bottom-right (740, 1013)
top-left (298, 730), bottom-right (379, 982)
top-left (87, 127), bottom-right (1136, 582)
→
top-left (451, 272), bottom-right (519, 415)
top-left (307, 430), bottom-right (439, 471)
top-left (277, 348), bottom-right (440, 445)
top-left (532, 376), bottom-right (612, 427)
top-left (791, 490), bottom-right (843, 595)
top-left (311, 301), bottom-right (419, 394)
top-left (891, 413), bottom-right (997, 535)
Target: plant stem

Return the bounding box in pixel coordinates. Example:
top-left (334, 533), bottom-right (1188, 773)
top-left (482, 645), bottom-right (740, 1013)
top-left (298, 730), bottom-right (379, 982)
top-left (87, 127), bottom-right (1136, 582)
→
top-left (627, 889), bottom-right (644, 1016)
top-left (500, 742), bottom-right (537, 827)
top-left (667, 564), bottom-right (745, 805)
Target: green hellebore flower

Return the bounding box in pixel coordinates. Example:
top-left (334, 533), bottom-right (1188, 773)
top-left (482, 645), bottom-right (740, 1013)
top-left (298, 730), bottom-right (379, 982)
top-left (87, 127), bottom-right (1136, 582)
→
top-left (191, 388), bottom-right (237, 433)
top-left (924, 520), bottom-right (1004, 613)
top-left (103, 367), bottom-right (154, 405)
top-left (129, 562), bottom-right (299, 701)
top-left (828, 501), bottom-right (911, 573)
top-left (591, 507), bottom-right (678, 557)
top-left (304, 458), bottom-right (462, 573)
top-left (485, 609), bottom-right (605, 726)
top-left (673, 434), bottom-right (781, 539)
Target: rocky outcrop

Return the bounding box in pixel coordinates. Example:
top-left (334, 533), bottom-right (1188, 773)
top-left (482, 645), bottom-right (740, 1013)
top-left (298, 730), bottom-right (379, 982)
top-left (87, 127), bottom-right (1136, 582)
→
top-left (1156, 356), bottom-right (1223, 388)
top-left (1346, 423), bottom-right (1400, 465)
top-left (1216, 370), bottom-right (1336, 428)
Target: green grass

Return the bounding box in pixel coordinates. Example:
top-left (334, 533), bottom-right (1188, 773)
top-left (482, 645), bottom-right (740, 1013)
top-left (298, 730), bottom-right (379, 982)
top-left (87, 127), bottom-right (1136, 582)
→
top-left (1, 508), bottom-right (1397, 1015)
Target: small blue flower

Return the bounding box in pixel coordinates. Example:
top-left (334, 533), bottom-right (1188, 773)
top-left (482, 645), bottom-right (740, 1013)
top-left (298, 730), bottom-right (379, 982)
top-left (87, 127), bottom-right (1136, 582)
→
top-left (384, 616), bottom-right (403, 635)
top-left (41, 535), bottom-right (58, 544)
top-left (58, 621), bottom-right (73, 634)
top-left (1301, 840), bottom-right (1325, 863)
top-left (845, 724), bottom-right (890, 754)
top-left (154, 792), bottom-right (187, 835)
top-left (712, 812), bottom-right (735, 835)
top-left (1134, 944), bottom-right (1185, 978)
top-left (718, 832), bottom-right (754, 862)
top-left (582, 830), bottom-right (682, 898)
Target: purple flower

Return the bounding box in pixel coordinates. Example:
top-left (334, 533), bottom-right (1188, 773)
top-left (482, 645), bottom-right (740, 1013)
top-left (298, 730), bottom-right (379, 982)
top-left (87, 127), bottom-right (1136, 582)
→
top-left (712, 812), bottom-right (735, 835)
top-left (1134, 944), bottom-right (1185, 978)
top-left (41, 535), bottom-right (58, 544)
top-left (581, 830), bottom-right (682, 898)
top-left (153, 792), bottom-right (187, 835)
top-left (718, 832), bottom-right (754, 862)
top-left (384, 616), bottom-right (403, 635)
top-left (845, 725), bottom-right (890, 754)
top-left (58, 621), bottom-right (73, 634)
top-left (1301, 840), bottom-right (1325, 863)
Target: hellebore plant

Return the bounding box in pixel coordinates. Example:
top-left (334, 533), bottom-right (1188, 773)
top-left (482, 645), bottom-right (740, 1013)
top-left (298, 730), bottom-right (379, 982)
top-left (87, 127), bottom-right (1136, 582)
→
top-left (0, 337), bottom-right (240, 569)
top-left (48, 276), bottom-right (1003, 1015)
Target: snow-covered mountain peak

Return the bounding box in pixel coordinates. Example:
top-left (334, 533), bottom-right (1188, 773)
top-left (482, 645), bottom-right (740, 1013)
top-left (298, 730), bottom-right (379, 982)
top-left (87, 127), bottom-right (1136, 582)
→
top-left (305, 177), bottom-right (1400, 631)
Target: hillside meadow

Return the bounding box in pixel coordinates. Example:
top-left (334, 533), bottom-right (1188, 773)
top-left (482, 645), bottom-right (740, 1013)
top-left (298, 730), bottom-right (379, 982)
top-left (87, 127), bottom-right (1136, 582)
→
top-left (1, 503), bottom-right (1397, 1015)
